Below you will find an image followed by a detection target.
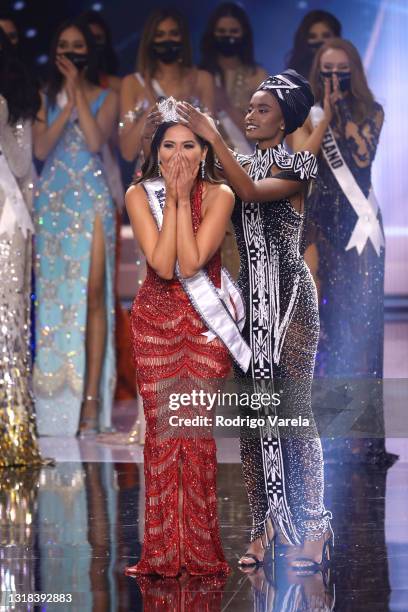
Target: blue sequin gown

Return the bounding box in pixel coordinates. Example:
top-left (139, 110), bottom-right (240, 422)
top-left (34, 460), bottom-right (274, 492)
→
top-left (33, 91), bottom-right (116, 436)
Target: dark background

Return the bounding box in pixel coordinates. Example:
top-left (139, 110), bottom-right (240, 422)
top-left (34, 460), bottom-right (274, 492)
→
top-left (5, 0), bottom-right (407, 294)
top-left (7, 0), bottom-right (378, 76)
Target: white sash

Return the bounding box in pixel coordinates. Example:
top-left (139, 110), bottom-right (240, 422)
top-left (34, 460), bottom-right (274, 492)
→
top-left (142, 179), bottom-right (252, 373)
top-left (0, 147), bottom-right (34, 238)
top-left (310, 105), bottom-right (385, 256)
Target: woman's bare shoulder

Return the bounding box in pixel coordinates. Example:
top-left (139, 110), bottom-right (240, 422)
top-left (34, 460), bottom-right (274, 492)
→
top-left (196, 68), bottom-right (214, 85)
top-left (204, 181), bottom-right (234, 202)
top-left (125, 183), bottom-right (148, 204)
top-left (121, 72), bottom-right (144, 95)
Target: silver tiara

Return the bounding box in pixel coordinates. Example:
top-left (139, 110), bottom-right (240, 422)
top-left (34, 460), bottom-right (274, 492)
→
top-left (157, 96), bottom-right (180, 122)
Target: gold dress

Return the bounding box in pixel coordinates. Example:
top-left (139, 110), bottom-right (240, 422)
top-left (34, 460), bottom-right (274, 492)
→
top-left (0, 96), bottom-right (44, 466)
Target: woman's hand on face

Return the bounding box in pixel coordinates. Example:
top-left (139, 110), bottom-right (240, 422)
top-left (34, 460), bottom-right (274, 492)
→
top-left (330, 73), bottom-right (343, 106)
top-left (177, 102), bottom-right (219, 144)
top-left (322, 78), bottom-right (333, 124)
top-left (160, 154), bottom-right (178, 205)
top-left (177, 152), bottom-right (198, 202)
top-left (56, 55), bottom-right (80, 108)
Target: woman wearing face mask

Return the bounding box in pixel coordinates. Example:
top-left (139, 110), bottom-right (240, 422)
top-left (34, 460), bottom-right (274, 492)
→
top-left (178, 70), bottom-right (333, 573)
top-left (119, 7), bottom-right (215, 166)
top-left (286, 10), bottom-right (341, 79)
top-left (200, 3), bottom-right (267, 280)
top-left (79, 10), bottom-right (121, 93)
top-left (33, 20), bottom-right (118, 437)
top-left (0, 30), bottom-right (48, 465)
top-left (200, 2), bottom-right (267, 156)
top-left (124, 98), bottom-right (250, 576)
top-left (290, 39), bottom-right (394, 465)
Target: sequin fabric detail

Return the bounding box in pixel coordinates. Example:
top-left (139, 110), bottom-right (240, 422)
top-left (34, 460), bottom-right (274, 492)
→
top-left (0, 109), bottom-right (45, 466)
top-left (33, 93), bottom-right (116, 435)
top-left (0, 232), bottom-right (44, 465)
top-left (304, 101), bottom-right (385, 378)
top-left (232, 145), bottom-right (330, 543)
top-left (303, 101), bottom-right (387, 460)
top-left (128, 182), bottom-right (230, 576)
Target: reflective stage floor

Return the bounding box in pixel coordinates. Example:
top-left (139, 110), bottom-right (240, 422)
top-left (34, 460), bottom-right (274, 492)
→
top-left (1, 320), bottom-right (407, 611)
top-left (1, 454), bottom-right (407, 611)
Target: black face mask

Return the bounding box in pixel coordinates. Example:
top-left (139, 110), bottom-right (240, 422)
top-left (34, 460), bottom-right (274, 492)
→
top-left (63, 52), bottom-right (89, 70)
top-left (308, 40), bottom-right (325, 52)
top-left (214, 35), bottom-right (244, 57)
top-left (150, 40), bottom-right (183, 64)
top-left (320, 70), bottom-right (352, 92)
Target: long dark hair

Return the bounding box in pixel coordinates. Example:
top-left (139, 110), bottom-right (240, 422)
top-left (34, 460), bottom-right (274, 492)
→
top-left (45, 19), bottom-right (100, 108)
top-left (0, 28), bottom-right (40, 124)
top-left (78, 10), bottom-right (119, 75)
top-left (137, 7), bottom-right (192, 77)
top-left (136, 122), bottom-right (221, 184)
top-left (309, 38), bottom-right (375, 123)
top-left (200, 2), bottom-right (256, 75)
top-left (286, 10), bottom-right (342, 78)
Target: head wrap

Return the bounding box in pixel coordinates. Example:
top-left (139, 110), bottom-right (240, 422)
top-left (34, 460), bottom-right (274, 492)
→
top-left (256, 69), bottom-right (314, 135)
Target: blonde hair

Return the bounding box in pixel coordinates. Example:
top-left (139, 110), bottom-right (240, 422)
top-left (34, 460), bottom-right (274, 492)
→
top-left (309, 38), bottom-right (376, 123)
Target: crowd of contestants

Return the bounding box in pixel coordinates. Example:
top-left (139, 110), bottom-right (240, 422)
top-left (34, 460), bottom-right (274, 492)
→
top-left (0, 1), bottom-right (396, 596)
top-left (0, 1), bottom-right (394, 572)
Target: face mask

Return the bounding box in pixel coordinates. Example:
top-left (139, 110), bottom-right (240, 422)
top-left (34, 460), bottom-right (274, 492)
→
top-left (63, 51), bottom-right (89, 70)
top-left (150, 40), bottom-right (183, 64)
top-left (214, 36), bottom-right (244, 57)
top-left (308, 40), bottom-right (324, 52)
top-left (320, 70), bottom-right (352, 92)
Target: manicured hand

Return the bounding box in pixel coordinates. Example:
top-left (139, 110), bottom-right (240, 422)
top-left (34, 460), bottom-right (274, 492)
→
top-left (160, 154), bottom-right (178, 204)
top-left (176, 152), bottom-right (198, 202)
top-left (143, 105), bottom-right (163, 140)
top-left (177, 102), bottom-right (219, 144)
top-left (56, 54), bottom-right (79, 109)
top-left (330, 73), bottom-right (343, 105)
top-left (322, 78), bottom-right (333, 124)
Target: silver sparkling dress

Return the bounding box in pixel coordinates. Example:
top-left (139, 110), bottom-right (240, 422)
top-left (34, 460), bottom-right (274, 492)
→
top-left (0, 96), bottom-right (44, 466)
top-left (233, 144), bottom-right (331, 544)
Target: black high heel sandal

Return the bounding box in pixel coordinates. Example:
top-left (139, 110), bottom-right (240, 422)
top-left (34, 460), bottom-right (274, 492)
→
top-left (238, 518), bottom-right (276, 569)
top-left (290, 523), bottom-right (334, 574)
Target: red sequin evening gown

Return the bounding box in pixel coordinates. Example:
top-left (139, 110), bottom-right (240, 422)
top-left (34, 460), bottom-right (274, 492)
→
top-left (125, 182), bottom-right (231, 577)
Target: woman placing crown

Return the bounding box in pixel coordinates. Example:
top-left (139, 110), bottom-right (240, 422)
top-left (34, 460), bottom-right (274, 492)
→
top-left (178, 70), bottom-right (333, 573)
top-left (124, 97), bottom-right (250, 577)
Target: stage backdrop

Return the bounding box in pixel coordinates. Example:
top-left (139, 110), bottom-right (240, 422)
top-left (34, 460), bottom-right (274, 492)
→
top-left (8, 0), bottom-right (408, 295)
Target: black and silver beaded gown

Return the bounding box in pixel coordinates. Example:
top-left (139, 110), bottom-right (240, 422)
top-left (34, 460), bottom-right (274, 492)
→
top-left (233, 144), bottom-right (331, 545)
top-left (303, 101), bottom-right (389, 462)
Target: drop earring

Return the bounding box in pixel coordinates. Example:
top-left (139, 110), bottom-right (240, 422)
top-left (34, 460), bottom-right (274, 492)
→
top-left (200, 159), bottom-right (205, 179)
top-left (158, 159), bottom-right (162, 177)
top-left (280, 125), bottom-right (285, 131)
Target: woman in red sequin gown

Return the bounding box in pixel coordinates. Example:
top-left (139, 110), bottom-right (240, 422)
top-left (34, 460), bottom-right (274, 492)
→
top-left (124, 121), bottom-right (235, 577)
